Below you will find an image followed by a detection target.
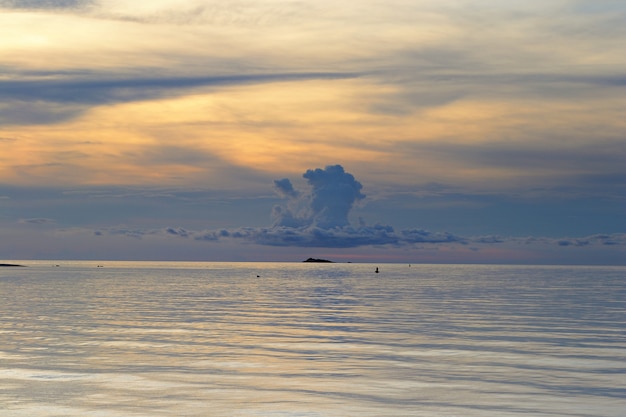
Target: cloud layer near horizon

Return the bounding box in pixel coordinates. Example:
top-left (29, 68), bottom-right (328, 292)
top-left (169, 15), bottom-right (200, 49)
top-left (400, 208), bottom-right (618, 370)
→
top-left (97, 165), bottom-right (625, 258)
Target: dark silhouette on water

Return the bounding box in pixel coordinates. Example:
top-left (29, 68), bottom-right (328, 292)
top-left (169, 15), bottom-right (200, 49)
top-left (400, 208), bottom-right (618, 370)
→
top-left (303, 258), bottom-right (334, 263)
top-left (375, 267), bottom-right (379, 273)
top-left (0, 263), bottom-right (24, 267)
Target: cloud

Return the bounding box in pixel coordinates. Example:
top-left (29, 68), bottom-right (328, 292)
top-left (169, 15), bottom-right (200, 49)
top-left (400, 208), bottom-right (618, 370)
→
top-left (401, 229), bottom-right (464, 244)
top-left (148, 164), bottom-right (393, 247)
top-left (1, 72), bottom-right (359, 105)
top-left (174, 165), bottom-right (626, 251)
top-left (0, 101), bottom-right (84, 125)
top-left (537, 234), bottom-right (626, 248)
top-left (168, 225), bottom-right (626, 251)
top-left (7, 167), bottom-right (626, 254)
top-left (271, 178), bottom-right (305, 228)
top-left (0, 0), bottom-right (93, 9)
top-left (0, 71), bottom-right (360, 125)
top-left (185, 165), bottom-right (465, 248)
top-left (165, 227), bottom-right (189, 238)
top-left (270, 165), bottom-right (367, 230)
top-left (465, 234), bottom-right (626, 249)
top-left (302, 165), bottom-right (366, 229)
top-left (202, 224), bottom-right (399, 248)
top-left (273, 178), bottom-right (298, 199)
top-left (106, 227), bottom-right (159, 239)
top-left (87, 2), bottom-right (318, 26)
top-left (19, 217), bottom-right (56, 225)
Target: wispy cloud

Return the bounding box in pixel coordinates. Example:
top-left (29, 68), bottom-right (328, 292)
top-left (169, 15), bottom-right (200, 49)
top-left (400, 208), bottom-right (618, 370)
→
top-left (1, 72), bottom-right (360, 104)
top-left (0, 0), bottom-right (94, 10)
top-left (19, 217), bottom-right (56, 225)
top-left (0, 72), bottom-right (360, 125)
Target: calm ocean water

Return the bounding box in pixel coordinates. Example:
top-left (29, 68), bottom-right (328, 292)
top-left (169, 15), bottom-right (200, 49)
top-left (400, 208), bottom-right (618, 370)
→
top-left (0, 261), bottom-right (624, 417)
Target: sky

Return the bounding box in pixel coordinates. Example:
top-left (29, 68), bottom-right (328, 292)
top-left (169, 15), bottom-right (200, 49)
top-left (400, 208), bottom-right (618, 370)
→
top-left (1, 0), bottom-right (625, 264)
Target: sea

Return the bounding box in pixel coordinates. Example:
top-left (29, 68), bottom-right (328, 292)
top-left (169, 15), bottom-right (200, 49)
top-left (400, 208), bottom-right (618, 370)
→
top-left (0, 261), bottom-right (624, 417)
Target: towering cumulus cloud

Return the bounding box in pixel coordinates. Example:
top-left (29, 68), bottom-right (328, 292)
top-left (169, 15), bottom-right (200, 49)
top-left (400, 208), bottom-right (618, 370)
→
top-left (188, 164), bottom-right (463, 248)
top-left (303, 165), bottom-right (365, 229)
top-left (273, 165), bottom-right (365, 230)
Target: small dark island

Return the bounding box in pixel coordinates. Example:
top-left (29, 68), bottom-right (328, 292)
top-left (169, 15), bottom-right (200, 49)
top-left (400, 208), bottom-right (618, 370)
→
top-left (303, 258), bottom-right (334, 263)
top-left (0, 263), bottom-right (25, 267)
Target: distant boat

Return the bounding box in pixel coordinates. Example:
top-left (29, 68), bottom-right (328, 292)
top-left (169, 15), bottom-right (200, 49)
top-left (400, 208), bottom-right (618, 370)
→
top-left (375, 267), bottom-right (379, 273)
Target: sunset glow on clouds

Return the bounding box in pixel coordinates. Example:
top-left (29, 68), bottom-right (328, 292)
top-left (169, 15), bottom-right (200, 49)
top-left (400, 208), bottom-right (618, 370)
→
top-left (1, 0), bottom-right (624, 263)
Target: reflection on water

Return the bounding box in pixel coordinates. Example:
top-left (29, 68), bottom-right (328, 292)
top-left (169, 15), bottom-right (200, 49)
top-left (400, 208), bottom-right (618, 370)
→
top-left (0, 262), bottom-right (624, 416)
